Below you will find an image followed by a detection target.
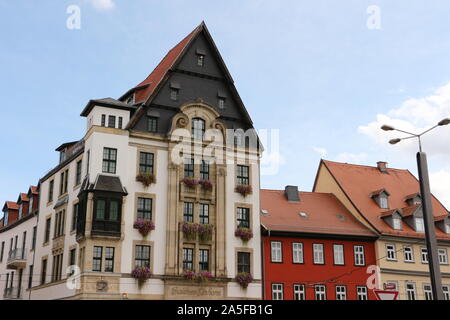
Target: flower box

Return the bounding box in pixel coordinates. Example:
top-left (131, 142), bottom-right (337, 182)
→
top-left (235, 227), bottom-right (253, 242)
top-left (136, 172), bottom-right (155, 187)
top-left (181, 178), bottom-right (198, 189)
top-left (182, 222), bottom-right (198, 241)
top-left (133, 219), bottom-right (155, 237)
top-left (131, 266), bottom-right (153, 284)
top-left (182, 271), bottom-right (213, 282)
top-left (235, 184), bottom-right (252, 197)
top-left (197, 224), bottom-right (214, 242)
top-left (198, 179), bottom-right (213, 192)
top-left (235, 272), bottom-right (253, 289)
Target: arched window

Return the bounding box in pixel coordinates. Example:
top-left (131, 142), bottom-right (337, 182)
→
top-left (192, 118), bottom-right (205, 140)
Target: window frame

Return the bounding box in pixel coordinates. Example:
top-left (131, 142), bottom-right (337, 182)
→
top-left (236, 165), bottom-right (250, 185)
top-left (438, 248), bottom-right (448, 265)
top-left (293, 284), bottom-right (306, 300)
top-left (183, 202), bottom-right (194, 223)
top-left (271, 283), bottom-right (284, 300)
top-left (182, 248), bottom-right (194, 271)
top-left (313, 243), bottom-right (325, 265)
top-left (236, 207), bottom-right (250, 228)
top-left (237, 251), bottom-right (251, 274)
top-left (199, 248), bottom-right (209, 271)
top-left (199, 203), bottom-right (209, 225)
top-left (333, 244), bottom-right (345, 266)
top-left (137, 197), bottom-right (153, 220)
top-left (335, 285), bottom-right (347, 300)
top-left (147, 116), bottom-right (158, 133)
top-left (104, 247), bottom-right (115, 272)
top-left (292, 242), bottom-right (304, 264)
top-left (135, 245), bottom-right (151, 268)
top-left (356, 286), bottom-right (368, 300)
top-left (92, 246), bottom-right (103, 272)
top-left (403, 246), bottom-right (414, 263)
top-left (314, 285), bottom-right (326, 300)
top-left (270, 241), bottom-right (283, 263)
top-left (139, 152), bottom-right (154, 174)
top-left (386, 244), bottom-right (397, 261)
top-left (354, 245), bottom-right (365, 266)
top-left (192, 118), bottom-right (206, 141)
top-left (102, 147), bottom-right (117, 174)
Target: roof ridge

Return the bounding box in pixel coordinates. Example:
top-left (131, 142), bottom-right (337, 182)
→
top-left (323, 159), bottom-right (409, 172)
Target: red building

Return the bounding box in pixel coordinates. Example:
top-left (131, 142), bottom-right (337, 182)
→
top-left (261, 186), bottom-right (378, 300)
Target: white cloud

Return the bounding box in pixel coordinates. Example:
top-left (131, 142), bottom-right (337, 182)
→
top-left (87, 0), bottom-right (115, 11)
top-left (359, 82), bottom-right (450, 157)
top-left (430, 169), bottom-right (450, 210)
top-left (312, 146), bottom-right (327, 158)
top-left (334, 152), bottom-right (368, 163)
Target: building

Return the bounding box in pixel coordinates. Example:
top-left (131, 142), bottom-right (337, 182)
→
top-left (261, 186), bottom-right (377, 300)
top-left (4, 21), bottom-right (262, 300)
top-left (313, 160), bottom-right (450, 300)
top-left (0, 186), bottom-right (39, 299)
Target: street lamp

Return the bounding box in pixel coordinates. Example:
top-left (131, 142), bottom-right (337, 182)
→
top-left (381, 118), bottom-right (450, 300)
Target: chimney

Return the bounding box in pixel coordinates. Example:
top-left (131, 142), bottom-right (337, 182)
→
top-left (284, 185), bottom-right (300, 202)
top-left (377, 161), bottom-right (388, 173)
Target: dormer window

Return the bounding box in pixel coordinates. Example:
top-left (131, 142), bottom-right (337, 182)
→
top-left (126, 94), bottom-right (135, 105)
top-left (379, 196), bottom-right (389, 209)
top-left (170, 82), bottom-right (180, 101)
top-left (371, 189), bottom-right (390, 209)
top-left (415, 218), bottom-right (424, 232)
top-left (446, 224), bottom-right (450, 234)
top-left (405, 193), bottom-right (422, 206)
top-left (197, 54), bottom-right (205, 67)
top-left (18, 204), bottom-right (23, 219)
top-left (218, 97), bottom-right (225, 109)
top-left (393, 217), bottom-right (402, 230)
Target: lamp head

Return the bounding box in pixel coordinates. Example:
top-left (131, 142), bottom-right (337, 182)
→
top-left (438, 118), bottom-right (450, 126)
top-left (381, 125), bottom-right (395, 131)
top-left (389, 138), bottom-right (401, 145)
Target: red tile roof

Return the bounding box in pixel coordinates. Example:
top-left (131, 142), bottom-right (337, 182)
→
top-left (320, 160), bottom-right (450, 239)
top-left (260, 189), bottom-right (377, 238)
top-left (18, 193), bottom-right (29, 203)
top-left (4, 201), bottom-right (19, 211)
top-left (130, 23), bottom-right (203, 104)
top-left (29, 186), bottom-right (39, 195)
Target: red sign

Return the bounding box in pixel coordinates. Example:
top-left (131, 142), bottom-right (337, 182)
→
top-left (374, 289), bottom-right (399, 300)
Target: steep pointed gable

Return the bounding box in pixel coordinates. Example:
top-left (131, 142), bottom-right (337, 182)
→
top-left (124, 22), bottom-right (254, 131)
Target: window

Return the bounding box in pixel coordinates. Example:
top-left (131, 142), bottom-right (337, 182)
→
top-left (184, 158), bottom-right (194, 178)
top-left (41, 259), bottom-right (47, 285)
top-left (421, 247), bottom-right (428, 263)
top-left (48, 180), bottom-right (55, 203)
top-left (108, 115), bottom-right (116, 128)
top-left (415, 218), bottom-right (424, 232)
top-left (404, 246), bottom-right (414, 262)
top-left (76, 160), bottom-right (82, 186)
top-left (237, 207), bottom-right (250, 228)
top-left (28, 265), bottom-right (33, 289)
top-left (293, 284), bottom-right (305, 300)
top-left (237, 252), bottom-right (251, 273)
top-left (105, 247), bottom-right (114, 272)
top-left (272, 283), bottom-right (284, 300)
top-left (192, 118), bottom-right (205, 140)
top-left (93, 246), bottom-right (103, 272)
top-left (354, 246), bottom-right (365, 266)
top-left (135, 245), bottom-right (151, 268)
top-left (0, 241), bottom-right (4, 262)
top-left (386, 244), bottom-right (396, 261)
top-left (200, 160), bottom-right (209, 180)
top-left (423, 284), bottom-right (433, 300)
top-left (392, 217), bottom-right (402, 230)
top-left (199, 249), bottom-right (209, 271)
top-left (438, 248), bottom-right (448, 265)
top-left (170, 88), bottom-right (179, 101)
top-left (60, 169), bottom-right (68, 195)
top-left (236, 165), bottom-right (249, 185)
top-left (199, 204), bottom-right (209, 224)
top-left (313, 244), bottom-right (324, 264)
top-left (139, 152), bottom-right (154, 174)
top-left (52, 253), bottom-right (63, 282)
top-left (336, 286), bottom-right (347, 300)
top-left (101, 114), bottom-right (106, 127)
top-left (118, 117), bottom-right (123, 129)
top-left (379, 196), bottom-right (389, 209)
top-left (443, 285), bottom-right (450, 300)
top-left (72, 204), bottom-right (78, 232)
top-left (183, 248), bottom-right (193, 271)
top-left (357, 286), bottom-right (368, 300)
top-left (69, 248), bottom-right (76, 275)
top-left (147, 117), bottom-right (158, 133)
top-left (44, 218), bottom-right (51, 243)
top-left (333, 244), bottom-right (344, 265)
top-left (292, 242), bottom-right (304, 264)
top-left (137, 198), bottom-right (152, 220)
top-left (183, 202), bottom-right (194, 223)
top-left (406, 282), bottom-right (416, 300)
top-left (271, 241), bottom-right (282, 263)
top-left (102, 148), bottom-right (117, 174)
top-left (54, 209), bottom-right (66, 238)
top-left (197, 54), bottom-right (205, 66)
top-left (19, 204), bottom-right (23, 219)
top-left (29, 197), bottom-right (33, 214)
top-left (218, 97), bottom-right (225, 109)
top-left (126, 95), bottom-right (134, 104)
top-left (315, 285), bottom-right (326, 300)
top-left (86, 150), bottom-right (90, 175)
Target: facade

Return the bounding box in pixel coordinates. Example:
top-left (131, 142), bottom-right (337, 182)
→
top-left (314, 160), bottom-right (450, 300)
top-left (0, 22), bottom-right (263, 300)
top-left (261, 186), bottom-right (377, 300)
top-left (0, 187), bottom-right (39, 299)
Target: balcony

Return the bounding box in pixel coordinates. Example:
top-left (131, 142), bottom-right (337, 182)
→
top-left (7, 248), bottom-right (27, 270)
top-left (3, 287), bottom-right (23, 300)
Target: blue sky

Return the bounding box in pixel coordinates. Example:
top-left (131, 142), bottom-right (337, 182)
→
top-left (1, 0), bottom-right (450, 215)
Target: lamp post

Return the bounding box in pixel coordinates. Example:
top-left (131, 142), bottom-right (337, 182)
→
top-left (381, 118), bottom-right (450, 300)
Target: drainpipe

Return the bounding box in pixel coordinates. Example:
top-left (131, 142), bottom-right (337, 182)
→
top-left (28, 209), bottom-right (38, 300)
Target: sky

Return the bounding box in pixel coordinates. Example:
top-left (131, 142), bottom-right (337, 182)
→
top-left (1, 0), bottom-right (450, 216)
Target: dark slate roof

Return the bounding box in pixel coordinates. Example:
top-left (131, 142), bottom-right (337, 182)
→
top-left (80, 97), bottom-right (138, 117)
top-left (80, 175), bottom-right (127, 195)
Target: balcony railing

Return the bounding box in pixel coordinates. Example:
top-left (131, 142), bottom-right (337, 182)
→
top-left (7, 248), bottom-right (27, 269)
top-left (3, 287), bottom-right (22, 300)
